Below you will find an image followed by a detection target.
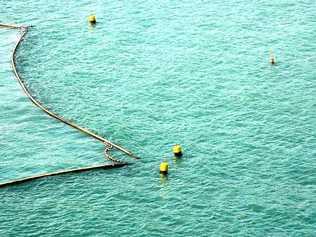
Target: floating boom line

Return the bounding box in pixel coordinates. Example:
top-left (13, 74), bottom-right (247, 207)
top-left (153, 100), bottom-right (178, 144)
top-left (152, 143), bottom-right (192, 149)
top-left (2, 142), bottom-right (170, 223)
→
top-left (0, 23), bottom-right (139, 187)
top-left (0, 163), bottom-right (126, 188)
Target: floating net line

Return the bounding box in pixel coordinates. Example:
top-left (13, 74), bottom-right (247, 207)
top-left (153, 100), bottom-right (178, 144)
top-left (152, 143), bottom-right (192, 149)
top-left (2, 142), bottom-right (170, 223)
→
top-left (0, 23), bottom-right (139, 187)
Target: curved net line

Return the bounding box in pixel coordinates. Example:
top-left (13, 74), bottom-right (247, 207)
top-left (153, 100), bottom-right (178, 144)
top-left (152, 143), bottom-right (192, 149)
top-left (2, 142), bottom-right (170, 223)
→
top-left (0, 23), bottom-right (139, 187)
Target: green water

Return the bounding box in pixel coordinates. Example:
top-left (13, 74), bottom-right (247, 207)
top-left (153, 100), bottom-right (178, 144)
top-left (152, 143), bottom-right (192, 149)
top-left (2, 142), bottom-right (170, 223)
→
top-left (1, 0), bottom-right (315, 236)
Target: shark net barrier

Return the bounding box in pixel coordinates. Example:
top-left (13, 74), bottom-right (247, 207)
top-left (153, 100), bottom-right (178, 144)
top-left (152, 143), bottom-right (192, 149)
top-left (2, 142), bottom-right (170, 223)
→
top-left (0, 23), bottom-right (139, 188)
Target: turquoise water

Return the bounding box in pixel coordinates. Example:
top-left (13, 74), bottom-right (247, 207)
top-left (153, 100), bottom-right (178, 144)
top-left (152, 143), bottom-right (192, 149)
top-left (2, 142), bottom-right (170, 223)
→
top-left (1, 0), bottom-right (316, 236)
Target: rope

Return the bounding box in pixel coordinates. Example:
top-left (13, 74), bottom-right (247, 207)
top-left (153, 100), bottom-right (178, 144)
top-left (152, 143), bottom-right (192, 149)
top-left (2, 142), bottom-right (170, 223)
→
top-left (0, 23), bottom-right (20, 29)
top-left (104, 143), bottom-right (125, 164)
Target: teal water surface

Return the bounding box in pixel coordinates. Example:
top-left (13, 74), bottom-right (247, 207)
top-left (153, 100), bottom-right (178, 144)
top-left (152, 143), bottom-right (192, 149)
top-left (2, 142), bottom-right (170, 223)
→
top-left (1, 0), bottom-right (316, 236)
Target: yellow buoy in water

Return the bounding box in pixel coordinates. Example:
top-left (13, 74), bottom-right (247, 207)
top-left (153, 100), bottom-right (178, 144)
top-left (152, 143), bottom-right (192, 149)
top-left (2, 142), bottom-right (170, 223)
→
top-left (88, 15), bottom-right (96, 24)
top-left (172, 144), bottom-right (183, 158)
top-left (160, 161), bottom-right (169, 175)
top-left (269, 49), bottom-right (276, 65)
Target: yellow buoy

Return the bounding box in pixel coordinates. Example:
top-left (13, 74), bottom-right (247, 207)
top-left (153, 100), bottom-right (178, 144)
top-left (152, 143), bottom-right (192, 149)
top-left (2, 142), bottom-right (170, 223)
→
top-left (159, 161), bottom-right (169, 175)
top-left (88, 15), bottom-right (96, 24)
top-left (172, 144), bottom-right (183, 158)
top-left (269, 49), bottom-right (276, 65)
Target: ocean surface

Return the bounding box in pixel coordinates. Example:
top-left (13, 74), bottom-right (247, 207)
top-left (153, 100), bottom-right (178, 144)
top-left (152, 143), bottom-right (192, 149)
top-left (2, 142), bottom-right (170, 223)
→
top-left (0, 0), bottom-right (315, 236)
